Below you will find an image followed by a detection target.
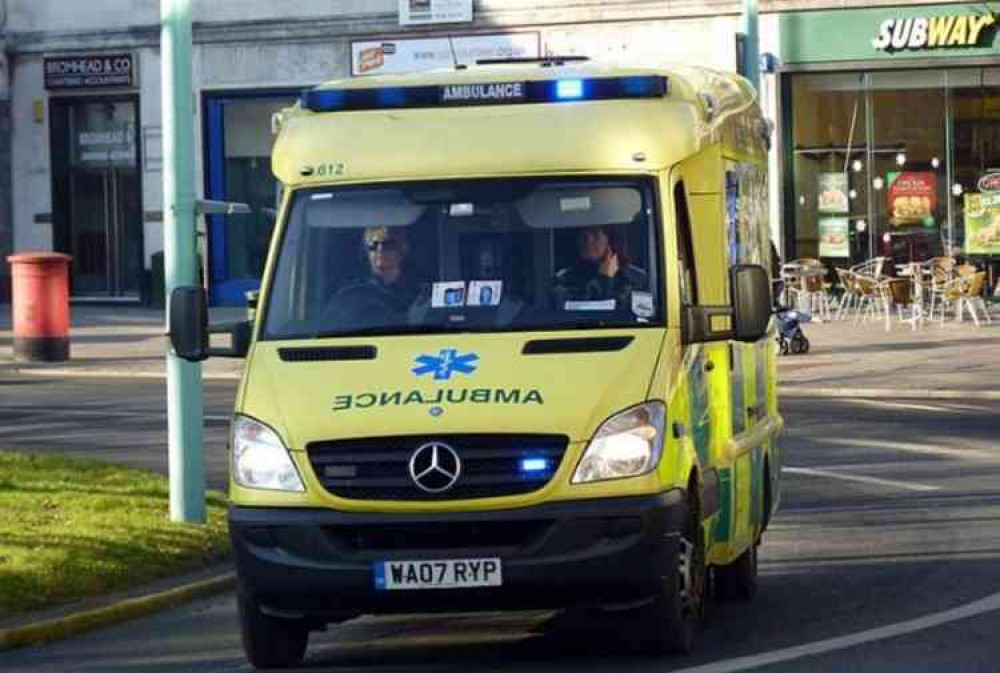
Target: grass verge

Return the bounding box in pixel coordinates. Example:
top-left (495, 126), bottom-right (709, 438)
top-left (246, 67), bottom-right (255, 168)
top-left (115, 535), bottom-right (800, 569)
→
top-left (0, 450), bottom-right (230, 621)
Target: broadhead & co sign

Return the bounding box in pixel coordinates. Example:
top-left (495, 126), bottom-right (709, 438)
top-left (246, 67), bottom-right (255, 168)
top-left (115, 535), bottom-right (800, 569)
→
top-left (44, 54), bottom-right (136, 90)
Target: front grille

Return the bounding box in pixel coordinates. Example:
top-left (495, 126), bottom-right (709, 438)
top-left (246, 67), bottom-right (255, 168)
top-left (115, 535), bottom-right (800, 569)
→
top-left (307, 434), bottom-right (568, 501)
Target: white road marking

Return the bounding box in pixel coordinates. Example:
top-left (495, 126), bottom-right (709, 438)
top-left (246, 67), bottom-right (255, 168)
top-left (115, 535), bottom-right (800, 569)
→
top-left (818, 437), bottom-right (998, 462)
top-left (783, 466), bottom-right (940, 492)
top-left (671, 591), bottom-right (1000, 673)
top-left (0, 405), bottom-right (231, 423)
top-left (844, 398), bottom-right (966, 413)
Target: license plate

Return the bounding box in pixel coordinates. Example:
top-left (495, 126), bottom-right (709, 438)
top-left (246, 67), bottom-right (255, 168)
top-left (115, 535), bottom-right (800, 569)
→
top-left (374, 558), bottom-right (503, 591)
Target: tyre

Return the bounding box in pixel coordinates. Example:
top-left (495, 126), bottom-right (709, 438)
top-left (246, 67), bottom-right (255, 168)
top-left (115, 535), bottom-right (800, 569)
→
top-left (778, 337), bottom-right (789, 356)
top-left (790, 335), bottom-right (806, 354)
top-left (713, 540), bottom-right (758, 601)
top-left (632, 492), bottom-right (706, 655)
top-left (800, 336), bottom-right (811, 354)
top-left (238, 588), bottom-right (309, 669)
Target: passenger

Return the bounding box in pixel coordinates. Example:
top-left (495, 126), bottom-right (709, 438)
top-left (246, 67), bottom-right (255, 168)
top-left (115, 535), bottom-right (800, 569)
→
top-left (553, 225), bottom-right (648, 307)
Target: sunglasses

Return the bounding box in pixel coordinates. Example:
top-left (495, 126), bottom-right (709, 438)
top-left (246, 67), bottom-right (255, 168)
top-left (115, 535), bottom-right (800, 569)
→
top-left (366, 238), bottom-right (401, 253)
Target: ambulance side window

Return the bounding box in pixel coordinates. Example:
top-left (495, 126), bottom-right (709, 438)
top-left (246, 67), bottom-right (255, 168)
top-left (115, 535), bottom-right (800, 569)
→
top-left (674, 182), bottom-right (698, 306)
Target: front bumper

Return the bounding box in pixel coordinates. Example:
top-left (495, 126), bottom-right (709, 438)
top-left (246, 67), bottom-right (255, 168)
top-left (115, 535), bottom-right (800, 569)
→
top-left (230, 491), bottom-right (684, 619)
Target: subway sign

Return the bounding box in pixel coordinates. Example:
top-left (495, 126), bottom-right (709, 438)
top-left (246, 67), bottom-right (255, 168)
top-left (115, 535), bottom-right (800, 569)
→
top-left (872, 13), bottom-right (997, 51)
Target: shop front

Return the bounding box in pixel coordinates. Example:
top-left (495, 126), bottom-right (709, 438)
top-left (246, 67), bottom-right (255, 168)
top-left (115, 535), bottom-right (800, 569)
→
top-left (46, 54), bottom-right (144, 299)
top-left (780, 4), bottom-right (1000, 280)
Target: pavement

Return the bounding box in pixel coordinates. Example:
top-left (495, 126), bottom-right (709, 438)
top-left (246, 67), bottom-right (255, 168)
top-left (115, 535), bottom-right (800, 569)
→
top-left (1, 299), bottom-right (998, 652)
top-left (0, 304), bottom-right (247, 380)
top-left (779, 307), bottom-right (1000, 398)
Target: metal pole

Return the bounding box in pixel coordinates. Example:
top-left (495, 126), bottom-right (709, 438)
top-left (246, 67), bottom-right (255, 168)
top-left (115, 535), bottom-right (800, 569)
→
top-left (741, 0), bottom-right (760, 91)
top-left (162, 0), bottom-right (205, 524)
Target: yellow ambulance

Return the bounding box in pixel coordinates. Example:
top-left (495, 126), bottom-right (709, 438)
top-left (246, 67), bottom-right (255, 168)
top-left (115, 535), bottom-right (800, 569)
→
top-left (171, 58), bottom-right (782, 669)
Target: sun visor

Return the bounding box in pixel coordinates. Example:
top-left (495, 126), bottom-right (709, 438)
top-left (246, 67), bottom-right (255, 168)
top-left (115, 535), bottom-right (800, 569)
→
top-left (304, 190), bottom-right (427, 229)
top-left (515, 185), bottom-right (642, 229)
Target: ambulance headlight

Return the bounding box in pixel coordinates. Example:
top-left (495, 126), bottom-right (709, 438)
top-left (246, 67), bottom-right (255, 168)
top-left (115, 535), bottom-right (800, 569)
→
top-left (572, 402), bottom-right (666, 484)
top-left (232, 416), bottom-right (305, 492)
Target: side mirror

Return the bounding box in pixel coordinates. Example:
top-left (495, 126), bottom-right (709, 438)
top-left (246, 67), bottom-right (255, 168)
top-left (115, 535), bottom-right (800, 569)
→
top-left (169, 286), bottom-right (208, 362)
top-left (731, 264), bottom-right (772, 342)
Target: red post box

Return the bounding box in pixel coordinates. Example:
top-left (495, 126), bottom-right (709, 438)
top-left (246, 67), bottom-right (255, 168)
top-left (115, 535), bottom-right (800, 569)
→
top-left (6, 252), bottom-right (72, 362)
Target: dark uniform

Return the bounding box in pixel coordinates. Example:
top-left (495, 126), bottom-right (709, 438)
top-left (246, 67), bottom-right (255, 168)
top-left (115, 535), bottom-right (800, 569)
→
top-left (553, 262), bottom-right (649, 308)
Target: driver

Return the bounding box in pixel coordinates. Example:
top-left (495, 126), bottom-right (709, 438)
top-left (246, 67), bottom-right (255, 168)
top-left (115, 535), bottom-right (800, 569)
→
top-left (328, 226), bottom-right (421, 322)
top-left (553, 225), bottom-right (648, 307)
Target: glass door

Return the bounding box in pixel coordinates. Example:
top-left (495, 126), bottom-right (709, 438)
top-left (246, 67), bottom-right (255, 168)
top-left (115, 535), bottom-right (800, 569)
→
top-left (204, 94), bottom-right (298, 305)
top-left (51, 99), bottom-right (142, 297)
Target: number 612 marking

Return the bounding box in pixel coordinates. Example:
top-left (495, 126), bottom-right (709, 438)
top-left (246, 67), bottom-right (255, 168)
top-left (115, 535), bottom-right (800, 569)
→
top-left (316, 163), bottom-right (344, 177)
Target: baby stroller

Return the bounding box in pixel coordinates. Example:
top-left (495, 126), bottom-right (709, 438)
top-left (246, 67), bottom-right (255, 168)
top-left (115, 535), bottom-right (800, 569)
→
top-left (771, 278), bottom-right (810, 355)
top-left (776, 306), bottom-right (810, 355)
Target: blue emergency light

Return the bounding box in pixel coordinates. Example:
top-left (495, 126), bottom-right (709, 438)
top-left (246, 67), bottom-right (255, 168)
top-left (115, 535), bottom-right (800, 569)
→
top-left (556, 79), bottom-right (584, 100)
top-left (302, 75), bottom-right (668, 113)
top-left (520, 457), bottom-right (551, 475)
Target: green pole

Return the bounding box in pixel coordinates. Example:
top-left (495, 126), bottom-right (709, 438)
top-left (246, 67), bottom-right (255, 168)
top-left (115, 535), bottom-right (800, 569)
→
top-left (742, 0), bottom-right (760, 92)
top-left (162, 0), bottom-right (205, 524)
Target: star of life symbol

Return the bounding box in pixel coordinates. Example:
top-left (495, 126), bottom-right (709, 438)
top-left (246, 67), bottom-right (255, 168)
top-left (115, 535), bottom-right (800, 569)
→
top-left (411, 349), bottom-right (479, 381)
top-left (408, 442), bottom-right (462, 493)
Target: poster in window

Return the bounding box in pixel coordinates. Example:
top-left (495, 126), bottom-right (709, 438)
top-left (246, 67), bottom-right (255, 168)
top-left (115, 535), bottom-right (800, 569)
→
top-left (817, 173), bottom-right (849, 214)
top-left (964, 193), bottom-right (1000, 254)
top-left (887, 172), bottom-right (937, 228)
top-left (818, 217), bottom-right (850, 258)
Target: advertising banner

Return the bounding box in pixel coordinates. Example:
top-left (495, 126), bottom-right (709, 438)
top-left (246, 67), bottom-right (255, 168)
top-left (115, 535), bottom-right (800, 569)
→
top-left (817, 173), bottom-right (849, 214)
top-left (887, 171), bottom-right (937, 228)
top-left (964, 193), bottom-right (1000, 254)
top-left (352, 33), bottom-right (539, 76)
top-left (399, 0), bottom-right (472, 26)
top-left (819, 217), bottom-right (850, 258)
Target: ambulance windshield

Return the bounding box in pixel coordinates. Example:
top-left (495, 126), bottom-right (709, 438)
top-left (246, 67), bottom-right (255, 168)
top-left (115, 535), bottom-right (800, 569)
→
top-left (261, 177), bottom-right (663, 340)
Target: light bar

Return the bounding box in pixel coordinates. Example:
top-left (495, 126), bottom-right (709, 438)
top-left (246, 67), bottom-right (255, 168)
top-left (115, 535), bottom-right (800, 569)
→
top-left (302, 76), bottom-right (668, 113)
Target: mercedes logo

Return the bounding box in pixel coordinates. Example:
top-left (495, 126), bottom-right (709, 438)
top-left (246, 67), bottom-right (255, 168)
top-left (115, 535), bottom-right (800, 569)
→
top-left (408, 442), bottom-right (462, 493)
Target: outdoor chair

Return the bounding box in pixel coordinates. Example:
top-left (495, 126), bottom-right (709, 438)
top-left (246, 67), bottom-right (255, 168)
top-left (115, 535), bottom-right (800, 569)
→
top-left (954, 272), bottom-right (992, 327)
top-left (834, 268), bottom-right (860, 320)
top-left (850, 256), bottom-right (889, 280)
top-left (853, 273), bottom-right (891, 331)
top-left (955, 263), bottom-right (978, 279)
top-left (885, 278), bottom-right (920, 331)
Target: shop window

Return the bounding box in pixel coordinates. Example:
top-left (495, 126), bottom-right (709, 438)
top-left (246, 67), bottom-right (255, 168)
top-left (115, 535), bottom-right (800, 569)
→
top-left (869, 71), bottom-right (947, 265)
top-left (791, 73), bottom-right (868, 266)
top-left (950, 68), bottom-right (1000, 276)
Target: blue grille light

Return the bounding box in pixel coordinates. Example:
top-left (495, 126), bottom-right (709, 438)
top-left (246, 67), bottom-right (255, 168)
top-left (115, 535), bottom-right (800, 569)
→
top-left (556, 79), bottom-right (584, 100)
top-left (521, 458), bottom-right (550, 473)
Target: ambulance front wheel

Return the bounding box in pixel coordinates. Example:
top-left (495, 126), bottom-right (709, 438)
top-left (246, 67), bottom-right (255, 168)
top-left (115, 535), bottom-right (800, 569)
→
top-left (633, 491), bottom-right (705, 655)
top-left (713, 540), bottom-right (758, 601)
top-left (238, 587), bottom-right (309, 669)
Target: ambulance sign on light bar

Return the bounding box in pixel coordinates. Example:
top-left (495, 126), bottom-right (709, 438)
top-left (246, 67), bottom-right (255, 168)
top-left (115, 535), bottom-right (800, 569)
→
top-left (441, 82), bottom-right (525, 103)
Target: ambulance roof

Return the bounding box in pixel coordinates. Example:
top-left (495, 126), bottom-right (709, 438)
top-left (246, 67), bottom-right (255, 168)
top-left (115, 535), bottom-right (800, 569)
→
top-left (271, 61), bottom-right (760, 186)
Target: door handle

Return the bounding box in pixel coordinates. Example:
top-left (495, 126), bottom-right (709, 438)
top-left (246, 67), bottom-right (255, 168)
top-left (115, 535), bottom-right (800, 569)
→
top-left (673, 422), bottom-right (686, 439)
